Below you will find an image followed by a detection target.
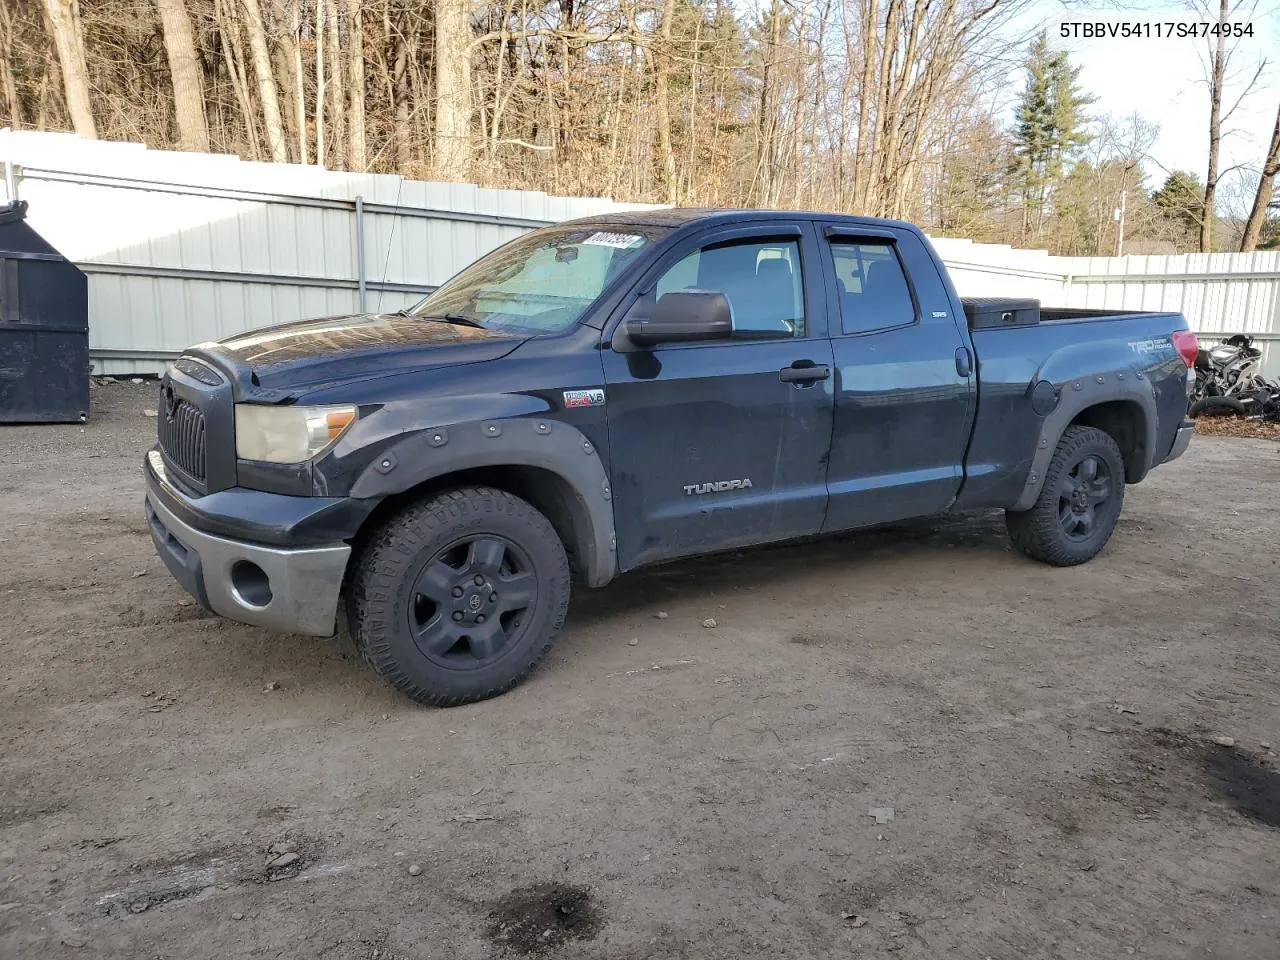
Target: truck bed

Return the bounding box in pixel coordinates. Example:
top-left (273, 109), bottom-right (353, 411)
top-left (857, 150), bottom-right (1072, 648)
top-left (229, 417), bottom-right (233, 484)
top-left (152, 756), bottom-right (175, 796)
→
top-left (958, 309), bottom-right (1191, 510)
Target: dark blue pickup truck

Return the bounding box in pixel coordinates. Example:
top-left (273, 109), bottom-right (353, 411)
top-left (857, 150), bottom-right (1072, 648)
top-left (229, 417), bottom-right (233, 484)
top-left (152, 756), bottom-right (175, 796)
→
top-left (144, 210), bottom-right (1197, 705)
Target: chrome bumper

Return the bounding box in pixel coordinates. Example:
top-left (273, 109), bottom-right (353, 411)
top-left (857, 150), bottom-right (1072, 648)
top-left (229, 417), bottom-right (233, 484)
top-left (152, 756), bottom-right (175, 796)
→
top-left (144, 470), bottom-right (350, 637)
top-left (1164, 420), bottom-right (1194, 464)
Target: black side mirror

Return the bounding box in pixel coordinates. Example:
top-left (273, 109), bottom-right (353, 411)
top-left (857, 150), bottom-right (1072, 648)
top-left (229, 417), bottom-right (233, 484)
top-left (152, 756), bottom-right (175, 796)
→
top-left (624, 290), bottom-right (733, 347)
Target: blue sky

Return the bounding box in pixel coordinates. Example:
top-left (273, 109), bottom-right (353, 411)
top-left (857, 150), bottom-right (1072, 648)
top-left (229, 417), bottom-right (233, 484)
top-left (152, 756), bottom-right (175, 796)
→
top-left (1004, 1), bottom-right (1279, 203)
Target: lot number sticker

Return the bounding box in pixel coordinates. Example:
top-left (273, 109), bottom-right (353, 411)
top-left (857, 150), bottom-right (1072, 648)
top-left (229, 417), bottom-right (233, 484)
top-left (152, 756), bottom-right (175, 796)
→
top-left (582, 232), bottom-right (644, 249)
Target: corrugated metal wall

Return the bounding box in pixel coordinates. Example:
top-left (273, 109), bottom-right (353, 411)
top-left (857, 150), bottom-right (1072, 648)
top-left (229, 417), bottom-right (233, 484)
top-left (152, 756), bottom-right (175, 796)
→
top-left (0, 131), bottom-right (657, 374)
top-left (1058, 251), bottom-right (1280, 376)
top-left (2, 130), bottom-right (1278, 376)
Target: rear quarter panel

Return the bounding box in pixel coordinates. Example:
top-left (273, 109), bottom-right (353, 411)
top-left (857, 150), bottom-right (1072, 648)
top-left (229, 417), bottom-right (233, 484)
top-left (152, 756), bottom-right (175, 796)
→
top-left (959, 313), bottom-right (1190, 511)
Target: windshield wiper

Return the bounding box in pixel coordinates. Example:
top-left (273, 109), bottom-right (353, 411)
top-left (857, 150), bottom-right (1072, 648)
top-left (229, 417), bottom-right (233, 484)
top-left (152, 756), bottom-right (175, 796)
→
top-left (393, 309), bottom-right (487, 330)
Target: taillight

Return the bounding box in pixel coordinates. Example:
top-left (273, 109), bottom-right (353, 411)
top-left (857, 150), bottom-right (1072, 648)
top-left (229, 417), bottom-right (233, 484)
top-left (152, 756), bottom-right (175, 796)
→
top-left (1171, 330), bottom-right (1199, 368)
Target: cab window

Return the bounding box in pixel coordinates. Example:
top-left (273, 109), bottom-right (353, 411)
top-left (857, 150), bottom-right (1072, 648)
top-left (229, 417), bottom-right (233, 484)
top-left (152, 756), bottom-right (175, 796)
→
top-left (829, 242), bottom-right (915, 335)
top-left (655, 239), bottom-right (806, 338)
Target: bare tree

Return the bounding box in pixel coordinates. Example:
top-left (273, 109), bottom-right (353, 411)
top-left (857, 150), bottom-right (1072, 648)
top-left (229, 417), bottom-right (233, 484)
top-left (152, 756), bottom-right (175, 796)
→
top-left (345, 0), bottom-right (367, 170)
top-left (433, 0), bottom-right (472, 178)
top-left (1191, 0), bottom-right (1265, 252)
top-left (391, 12), bottom-right (412, 172)
top-left (40, 0), bottom-right (95, 138)
top-left (653, 0), bottom-right (678, 203)
top-left (214, 0), bottom-right (262, 158)
top-left (1201, 0), bottom-right (1227, 251)
top-left (240, 0), bottom-right (289, 162)
top-left (316, 0), bottom-right (327, 167)
top-left (153, 0), bottom-right (209, 151)
top-left (0, 1), bottom-right (22, 128)
top-left (287, 2), bottom-right (307, 165)
top-left (327, 0), bottom-right (346, 169)
top-left (1239, 102), bottom-right (1280, 252)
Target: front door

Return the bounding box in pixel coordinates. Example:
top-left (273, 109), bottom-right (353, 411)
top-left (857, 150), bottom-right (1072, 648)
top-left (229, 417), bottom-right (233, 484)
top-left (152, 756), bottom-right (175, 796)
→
top-left (602, 222), bottom-right (835, 570)
top-left (819, 226), bottom-right (976, 532)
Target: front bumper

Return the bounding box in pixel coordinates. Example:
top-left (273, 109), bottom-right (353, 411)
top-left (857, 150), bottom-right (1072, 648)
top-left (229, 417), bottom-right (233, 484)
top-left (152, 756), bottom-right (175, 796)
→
top-left (1164, 419), bottom-right (1194, 463)
top-left (144, 451), bottom-right (350, 636)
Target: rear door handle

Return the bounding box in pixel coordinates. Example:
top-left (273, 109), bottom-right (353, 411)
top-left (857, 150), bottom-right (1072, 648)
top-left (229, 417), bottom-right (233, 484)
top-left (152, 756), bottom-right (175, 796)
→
top-left (955, 347), bottom-right (972, 378)
top-left (779, 363), bottom-right (831, 384)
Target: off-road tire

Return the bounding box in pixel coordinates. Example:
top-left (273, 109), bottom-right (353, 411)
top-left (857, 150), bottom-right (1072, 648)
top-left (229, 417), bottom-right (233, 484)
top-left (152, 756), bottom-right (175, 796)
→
top-left (1189, 396), bottom-right (1248, 419)
top-left (347, 486), bottom-right (571, 707)
top-left (1006, 425), bottom-right (1126, 567)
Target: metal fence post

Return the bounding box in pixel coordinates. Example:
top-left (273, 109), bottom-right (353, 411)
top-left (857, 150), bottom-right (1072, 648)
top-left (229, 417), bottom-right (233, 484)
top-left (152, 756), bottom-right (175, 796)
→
top-left (354, 194), bottom-right (367, 313)
top-left (2, 161), bottom-right (17, 204)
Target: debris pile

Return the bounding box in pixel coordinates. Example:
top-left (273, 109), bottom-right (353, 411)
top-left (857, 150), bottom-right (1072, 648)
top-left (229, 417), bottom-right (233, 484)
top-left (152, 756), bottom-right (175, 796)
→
top-left (1189, 334), bottom-right (1280, 426)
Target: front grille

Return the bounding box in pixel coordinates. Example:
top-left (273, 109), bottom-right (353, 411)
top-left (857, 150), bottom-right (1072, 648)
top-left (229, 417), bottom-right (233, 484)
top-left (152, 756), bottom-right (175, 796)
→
top-left (158, 397), bottom-right (207, 483)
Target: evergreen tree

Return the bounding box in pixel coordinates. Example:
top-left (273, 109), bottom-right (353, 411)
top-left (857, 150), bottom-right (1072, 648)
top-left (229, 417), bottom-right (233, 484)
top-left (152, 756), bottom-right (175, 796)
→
top-left (1009, 31), bottom-right (1094, 242)
top-left (1153, 170), bottom-right (1206, 245)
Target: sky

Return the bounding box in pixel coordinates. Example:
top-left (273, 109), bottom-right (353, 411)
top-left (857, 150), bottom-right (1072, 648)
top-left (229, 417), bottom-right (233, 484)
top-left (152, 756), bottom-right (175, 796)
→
top-left (1006, 1), bottom-right (1280, 208)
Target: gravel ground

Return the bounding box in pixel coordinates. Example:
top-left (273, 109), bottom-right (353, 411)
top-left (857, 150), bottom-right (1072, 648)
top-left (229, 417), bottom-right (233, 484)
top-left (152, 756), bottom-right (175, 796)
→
top-left (2, 382), bottom-right (1279, 960)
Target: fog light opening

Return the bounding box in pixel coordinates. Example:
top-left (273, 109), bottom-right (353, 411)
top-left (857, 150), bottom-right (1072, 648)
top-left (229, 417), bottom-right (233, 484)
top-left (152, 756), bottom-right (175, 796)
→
top-left (230, 560), bottom-right (273, 608)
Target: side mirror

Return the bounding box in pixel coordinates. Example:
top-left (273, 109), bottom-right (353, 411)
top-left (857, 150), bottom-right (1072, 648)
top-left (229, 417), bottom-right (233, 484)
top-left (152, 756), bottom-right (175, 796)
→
top-left (624, 290), bottom-right (733, 347)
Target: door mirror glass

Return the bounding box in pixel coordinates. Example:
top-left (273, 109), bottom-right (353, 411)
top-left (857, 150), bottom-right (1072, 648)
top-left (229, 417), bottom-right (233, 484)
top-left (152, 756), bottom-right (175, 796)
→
top-left (625, 290), bottom-right (733, 346)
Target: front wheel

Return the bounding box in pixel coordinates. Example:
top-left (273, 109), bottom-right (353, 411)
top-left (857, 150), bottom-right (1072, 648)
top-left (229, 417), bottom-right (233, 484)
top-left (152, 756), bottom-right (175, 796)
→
top-left (347, 487), bottom-right (571, 706)
top-left (1006, 425), bottom-right (1126, 567)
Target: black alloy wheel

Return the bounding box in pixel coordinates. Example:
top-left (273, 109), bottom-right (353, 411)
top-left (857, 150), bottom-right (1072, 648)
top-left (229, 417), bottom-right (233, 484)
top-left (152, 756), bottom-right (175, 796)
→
top-left (408, 535), bottom-right (538, 668)
top-left (1057, 454), bottom-right (1113, 541)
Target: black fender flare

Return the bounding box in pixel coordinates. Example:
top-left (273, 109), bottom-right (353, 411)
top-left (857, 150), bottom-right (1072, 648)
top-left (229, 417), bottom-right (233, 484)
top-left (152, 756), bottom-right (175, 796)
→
top-left (1011, 359), bottom-right (1160, 513)
top-left (349, 417), bottom-right (618, 587)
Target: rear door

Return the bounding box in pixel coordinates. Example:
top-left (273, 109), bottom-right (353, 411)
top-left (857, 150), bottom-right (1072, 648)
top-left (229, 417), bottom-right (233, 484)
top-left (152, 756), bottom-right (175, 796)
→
top-left (601, 221), bottom-right (835, 570)
top-left (819, 225), bottom-right (975, 532)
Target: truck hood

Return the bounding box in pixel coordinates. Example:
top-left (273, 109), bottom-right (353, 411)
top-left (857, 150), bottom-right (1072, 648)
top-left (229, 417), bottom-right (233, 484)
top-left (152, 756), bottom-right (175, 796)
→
top-left (191, 313), bottom-right (526, 394)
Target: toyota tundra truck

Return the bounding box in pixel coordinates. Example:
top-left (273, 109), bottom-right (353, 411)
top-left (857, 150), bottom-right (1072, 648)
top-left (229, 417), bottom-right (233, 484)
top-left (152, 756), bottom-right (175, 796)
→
top-left (143, 210), bottom-right (1198, 706)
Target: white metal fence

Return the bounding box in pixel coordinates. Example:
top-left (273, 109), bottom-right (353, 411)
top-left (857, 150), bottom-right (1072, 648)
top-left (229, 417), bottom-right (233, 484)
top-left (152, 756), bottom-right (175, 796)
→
top-left (0, 131), bottom-right (658, 375)
top-left (2, 130), bottom-right (1278, 376)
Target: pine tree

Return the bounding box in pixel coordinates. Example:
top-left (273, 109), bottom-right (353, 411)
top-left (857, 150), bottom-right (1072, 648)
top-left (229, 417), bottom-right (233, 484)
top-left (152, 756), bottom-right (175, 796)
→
top-left (1153, 170), bottom-right (1206, 246)
top-left (1009, 31), bottom-right (1093, 243)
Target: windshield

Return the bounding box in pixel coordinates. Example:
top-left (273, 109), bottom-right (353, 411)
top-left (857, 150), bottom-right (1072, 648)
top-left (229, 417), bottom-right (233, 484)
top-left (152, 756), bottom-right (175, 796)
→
top-left (406, 225), bottom-right (669, 335)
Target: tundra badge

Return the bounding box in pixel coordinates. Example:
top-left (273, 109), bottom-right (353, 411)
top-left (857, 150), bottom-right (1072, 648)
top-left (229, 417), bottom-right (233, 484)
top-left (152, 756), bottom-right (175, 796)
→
top-left (684, 479), bottom-right (754, 495)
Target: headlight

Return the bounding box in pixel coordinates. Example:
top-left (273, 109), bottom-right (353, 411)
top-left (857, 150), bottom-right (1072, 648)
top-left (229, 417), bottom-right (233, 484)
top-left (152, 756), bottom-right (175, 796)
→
top-left (235, 404), bottom-right (357, 464)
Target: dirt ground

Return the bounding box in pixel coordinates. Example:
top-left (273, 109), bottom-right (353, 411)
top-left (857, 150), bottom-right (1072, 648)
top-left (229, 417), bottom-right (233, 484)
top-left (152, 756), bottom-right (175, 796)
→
top-left (2, 383), bottom-right (1279, 960)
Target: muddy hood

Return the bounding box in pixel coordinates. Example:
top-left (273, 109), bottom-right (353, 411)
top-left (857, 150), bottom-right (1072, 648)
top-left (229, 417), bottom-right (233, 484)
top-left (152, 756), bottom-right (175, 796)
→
top-left (191, 313), bottom-right (526, 393)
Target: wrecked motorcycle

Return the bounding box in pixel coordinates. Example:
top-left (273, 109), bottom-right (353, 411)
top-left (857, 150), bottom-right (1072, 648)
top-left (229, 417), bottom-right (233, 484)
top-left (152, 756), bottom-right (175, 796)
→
top-left (1189, 334), bottom-right (1280, 422)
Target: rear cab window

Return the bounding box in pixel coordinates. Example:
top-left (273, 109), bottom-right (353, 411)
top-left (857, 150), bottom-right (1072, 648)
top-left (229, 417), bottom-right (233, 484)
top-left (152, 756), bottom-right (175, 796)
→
top-left (828, 241), bottom-right (916, 335)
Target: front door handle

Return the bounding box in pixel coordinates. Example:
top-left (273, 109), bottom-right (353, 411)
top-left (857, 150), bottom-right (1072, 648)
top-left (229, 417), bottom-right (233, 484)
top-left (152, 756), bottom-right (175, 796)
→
top-left (955, 347), bottom-right (972, 378)
top-left (779, 362), bottom-right (831, 384)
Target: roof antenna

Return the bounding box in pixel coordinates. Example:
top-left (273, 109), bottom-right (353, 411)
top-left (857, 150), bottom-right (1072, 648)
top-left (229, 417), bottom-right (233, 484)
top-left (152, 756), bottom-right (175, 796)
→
top-left (376, 174), bottom-right (406, 315)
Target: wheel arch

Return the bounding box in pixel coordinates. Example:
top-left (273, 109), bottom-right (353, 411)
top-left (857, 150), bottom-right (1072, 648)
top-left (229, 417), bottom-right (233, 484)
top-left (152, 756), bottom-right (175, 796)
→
top-left (347, 419), bottom-right (617, 588)
top-left (1068, 400), bottom-right (1149, 482)
top-left (1013, 385), bottom-right (1157, 512)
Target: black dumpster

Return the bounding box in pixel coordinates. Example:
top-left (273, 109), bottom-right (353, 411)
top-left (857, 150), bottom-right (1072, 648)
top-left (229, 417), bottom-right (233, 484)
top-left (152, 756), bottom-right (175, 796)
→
top-left (0, 200), bottom-right (90, 423)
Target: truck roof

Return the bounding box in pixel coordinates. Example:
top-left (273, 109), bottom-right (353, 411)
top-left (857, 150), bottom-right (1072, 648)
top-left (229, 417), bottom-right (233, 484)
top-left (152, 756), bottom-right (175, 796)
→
top-left (562, 207), bottom-right (923, 234)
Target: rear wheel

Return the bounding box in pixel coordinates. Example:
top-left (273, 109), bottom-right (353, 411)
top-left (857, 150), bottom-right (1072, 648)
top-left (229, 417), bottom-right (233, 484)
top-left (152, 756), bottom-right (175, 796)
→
top-left (348, 487), bottom-right (571, 706)
top-left (1006, 425), bottom-right (1126, 567)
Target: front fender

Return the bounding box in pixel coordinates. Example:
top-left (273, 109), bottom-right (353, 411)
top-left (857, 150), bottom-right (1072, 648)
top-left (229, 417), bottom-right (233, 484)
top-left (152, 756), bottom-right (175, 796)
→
top-left (348, 416), bottom-right (618, 587)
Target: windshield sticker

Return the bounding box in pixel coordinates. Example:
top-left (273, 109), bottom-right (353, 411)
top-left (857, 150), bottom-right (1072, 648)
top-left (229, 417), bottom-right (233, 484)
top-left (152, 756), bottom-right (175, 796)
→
top-left (582, 231), bottom-right (644, 250)
top-left (563, 388), bottom-right (606, 409)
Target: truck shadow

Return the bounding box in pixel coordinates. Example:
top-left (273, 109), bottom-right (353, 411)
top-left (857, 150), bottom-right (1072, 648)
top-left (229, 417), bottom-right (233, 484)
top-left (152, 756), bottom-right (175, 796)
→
top-left (570, 509), bottom-right (1016, 628)
top-left (108, 510), bottom-right (1016, 702)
